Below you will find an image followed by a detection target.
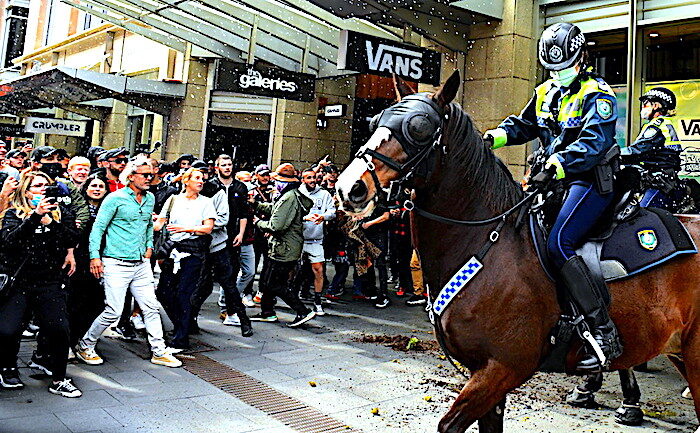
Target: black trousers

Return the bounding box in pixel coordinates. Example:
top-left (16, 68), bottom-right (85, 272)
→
top-left (156, 254), bottom-right (205, 348)
top-left (193, 247), bottom-right (245, 318)
top-left (0, 281), bottom-right (70, 379)
top-left (260, 259), bottom-right (309, 317)
top-left (389, 234), bottom-right (413, 290)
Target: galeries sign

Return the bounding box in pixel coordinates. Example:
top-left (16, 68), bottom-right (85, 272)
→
top-left (214, 60), bottom-right (315, 102)
top-left (337, 30), bottom-right (442, 86)
top-left (25, 117), bottom-right (87, 137)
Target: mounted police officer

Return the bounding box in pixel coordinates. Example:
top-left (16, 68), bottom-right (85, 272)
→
top-left (622, 87), bottom-right (684, 210)
top-left (484, 22), bottom-right (622, 372)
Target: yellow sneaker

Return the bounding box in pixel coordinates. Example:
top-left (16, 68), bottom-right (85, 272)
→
top-left (75, 347), bottom-right (103, 365)
top-left (151, 353), bottom-right (182, 368)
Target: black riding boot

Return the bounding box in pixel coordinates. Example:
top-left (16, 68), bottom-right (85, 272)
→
top-left (560, 255), bottom-right (622, 373)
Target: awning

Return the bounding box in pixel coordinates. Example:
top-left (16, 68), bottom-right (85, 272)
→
top-left (302, 0), bottom-right (504, 52)
top-left (0, 66), bottom-right (186, 118)
top-left (59, 0), bottom-right (402, 78)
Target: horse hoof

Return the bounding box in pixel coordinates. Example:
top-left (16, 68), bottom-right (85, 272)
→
top-left (615, 404), bottom-right (644, 426)
top-left (565, 387), bottom-right (597, 408)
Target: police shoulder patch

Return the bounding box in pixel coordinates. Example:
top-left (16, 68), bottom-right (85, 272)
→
top-left (642, 126), bottom-right (659, 139)
top-left (596, 98), bottom-right (613, 120)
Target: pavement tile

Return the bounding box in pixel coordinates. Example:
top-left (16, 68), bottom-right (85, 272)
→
top-left (107, 370), bottom-right (162, 387)
top-left (0, 413), bottom-right (71, 433)
top-left (270, 381), bottom-right (374, 414)
top-left (103, 380), bottom-right (220, 405)
top-left (54, 408), bottom-right (123, 432)
top-left (244, 368), bottom-right (296, 384)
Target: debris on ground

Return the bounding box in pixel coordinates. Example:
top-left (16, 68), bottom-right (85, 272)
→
top-left (354, 334), bottom-right (440, 352)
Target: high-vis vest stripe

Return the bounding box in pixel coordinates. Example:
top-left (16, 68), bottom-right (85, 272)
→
top-left (642, 116), bottom-right (682, 151)
top-left (535, 77), bottom-right (616, 130)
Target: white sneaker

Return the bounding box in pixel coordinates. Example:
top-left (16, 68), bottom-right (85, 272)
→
top-left (241, 295), bottom-right (255, 308)
top-left (151, 353), bottom-right (182, 368)
top-left (253, 291), bottom-right (262, 303)
top-left (314, 304), bottom-right (325, 316)
top-left (67, 348), bottom-right (76, 361)
top-left (682, 387), bottom-right (692, 399)
top-left (130, 314), bottom-right (146, 330)
top-left (223, 314), bottom-right (241, 326)
top-left (164, 347), bottom-right (185, 355)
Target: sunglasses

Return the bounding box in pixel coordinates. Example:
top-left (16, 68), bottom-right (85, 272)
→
top-left (134, 172), bottom-right (155, 179)
top-left (110, 157), bottom-right (129, 164)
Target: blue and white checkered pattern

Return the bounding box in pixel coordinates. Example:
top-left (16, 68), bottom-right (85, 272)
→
top-left (433, 257), bottom-right (483, 315)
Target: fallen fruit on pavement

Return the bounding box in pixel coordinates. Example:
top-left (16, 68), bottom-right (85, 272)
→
top-left (308, 381), bottom-right (317, 387)
top-left (371, 408), bottom-right (380, 415)
top-left (424, 396), bottom-right (433, 402)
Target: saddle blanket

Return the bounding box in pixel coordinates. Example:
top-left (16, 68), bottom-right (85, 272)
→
top-left (531, 207), bottom-right (697, 282)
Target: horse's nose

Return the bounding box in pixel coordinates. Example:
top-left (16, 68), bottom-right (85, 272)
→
top-left (348, 180), bottom-right (368, 203)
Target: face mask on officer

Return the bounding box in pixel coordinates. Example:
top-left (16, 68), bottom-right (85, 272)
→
top-left (640, 100), bottom-right (660, 122)
top-left (550, 64), bottom-right (580, 87)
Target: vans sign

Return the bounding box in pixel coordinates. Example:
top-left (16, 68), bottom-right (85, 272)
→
top-left (338, 30), bottom-right (441, 86)
top-left (214, 61), bottom-right (315, 102)
top-left (25, 117), bottom-right (87, 137)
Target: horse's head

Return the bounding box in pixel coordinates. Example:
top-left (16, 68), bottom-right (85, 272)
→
top-left (337, 71), bottom-right (461, 216)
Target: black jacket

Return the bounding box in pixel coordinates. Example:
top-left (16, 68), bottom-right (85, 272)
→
top-left (0, 205), bottom-right (79, 283)
top-left (208, 177), bottom-right (251, 240)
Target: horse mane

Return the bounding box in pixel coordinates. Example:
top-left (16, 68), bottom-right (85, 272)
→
top-left (440, 102), bottom-right (523, 213)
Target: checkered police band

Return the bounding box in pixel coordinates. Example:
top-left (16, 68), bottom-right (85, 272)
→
top-left (640, 87), bottom-right (676, 111)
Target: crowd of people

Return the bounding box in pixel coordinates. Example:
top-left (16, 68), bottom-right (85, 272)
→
top-left (0, 142), bottom-right (427, 399)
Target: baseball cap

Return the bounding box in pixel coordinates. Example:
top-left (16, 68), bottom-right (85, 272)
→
top-left (30, 146), bottom-right (59, 162)
top-left (6, 149), bottom-right (26, 159)
top-left (191, 160), bottom-right (209, 170)
top-left (254, 164), bottom-right (271, 175)
top-left (103, 147), bottom-right (129, 160)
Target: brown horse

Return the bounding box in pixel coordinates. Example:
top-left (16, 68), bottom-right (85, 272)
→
top-left (336, 70), bottom-right (700, 433)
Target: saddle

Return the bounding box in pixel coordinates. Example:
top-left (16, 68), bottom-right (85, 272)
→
top-left (530, 179), bottom-right (697, 373)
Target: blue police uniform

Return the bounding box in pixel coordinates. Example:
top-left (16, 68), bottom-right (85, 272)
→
top-left (623, 116), bottom-right (683, 210)
top-left (497, 73), bottom-right (619, 268)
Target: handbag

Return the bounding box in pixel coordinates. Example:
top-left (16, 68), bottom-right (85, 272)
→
top-left (0, 255), bottom-right (31, 299)
top-left (154, 196), bottom-right (176, 260)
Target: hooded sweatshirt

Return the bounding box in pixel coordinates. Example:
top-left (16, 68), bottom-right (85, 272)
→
top-left (299, 184), bottom-right (336, 243)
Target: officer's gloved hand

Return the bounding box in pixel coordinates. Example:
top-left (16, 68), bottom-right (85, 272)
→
top-left (483, 128), bottom-right (507, 149)
top-left (529, 165), bottom-right (557, 191)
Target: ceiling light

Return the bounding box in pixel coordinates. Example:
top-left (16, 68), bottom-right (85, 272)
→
top-left (587, 41), bottom-right (597, 46)
top-left (649, 32), bottom-right (660, 38)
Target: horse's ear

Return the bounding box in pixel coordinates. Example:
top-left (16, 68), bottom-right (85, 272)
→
top-left (393, 74), bottom-right (415, 100)
top-left (433, 70), bottom-right (461, 108)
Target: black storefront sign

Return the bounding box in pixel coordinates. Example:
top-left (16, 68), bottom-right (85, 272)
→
top-left (214, 60), bottom-right (315, 102)
top-left (338, 30), bottom-right (442, 86)
top-left (0, 123), bottom-right (32, 138)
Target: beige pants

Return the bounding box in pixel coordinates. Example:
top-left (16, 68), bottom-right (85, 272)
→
top-left (410, 250), bottom-right (424, 295)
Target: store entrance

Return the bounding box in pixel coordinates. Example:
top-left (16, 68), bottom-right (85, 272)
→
top-left (204, 112), bottom-right (271, 170)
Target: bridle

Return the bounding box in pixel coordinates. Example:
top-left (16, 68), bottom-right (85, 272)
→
top-left (355, 93), bottom-right (538, 224)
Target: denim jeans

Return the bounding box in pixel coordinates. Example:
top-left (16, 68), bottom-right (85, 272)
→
top-left (237, 244), bottom-right (255, 293)
top-left (80, 258), bottom-right (166, 355)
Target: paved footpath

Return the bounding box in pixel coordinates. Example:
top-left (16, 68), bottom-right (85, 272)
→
top-left (1, 290), bottom-right (696, 433)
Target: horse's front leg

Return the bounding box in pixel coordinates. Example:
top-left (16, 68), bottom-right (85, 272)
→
top-left (615, 369), bottom-right (644, 425)
top-left (438, 360), bottom-right (517, 433)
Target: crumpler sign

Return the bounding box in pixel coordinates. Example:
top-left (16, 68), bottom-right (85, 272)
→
top-left (25, 117), bottom-right (87, 137)
top-left (214, 61), bottom-right (315, 102)
top-left (338, 30), bottom-right (441, 86)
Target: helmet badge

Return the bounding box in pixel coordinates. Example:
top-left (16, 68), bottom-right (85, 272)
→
top-left (549, 46), bottom-right (563, 63)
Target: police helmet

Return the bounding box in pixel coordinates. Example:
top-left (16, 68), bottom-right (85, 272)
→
top-left (639, 87), bottom-right (676, 112)
top-left (538, 23), bottom-right (586, 71)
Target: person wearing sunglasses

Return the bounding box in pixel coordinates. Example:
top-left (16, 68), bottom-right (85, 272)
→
top-left (102, 147), bottom-right (129, 193)
top-left (76, 156), bottom-right (181, 368)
